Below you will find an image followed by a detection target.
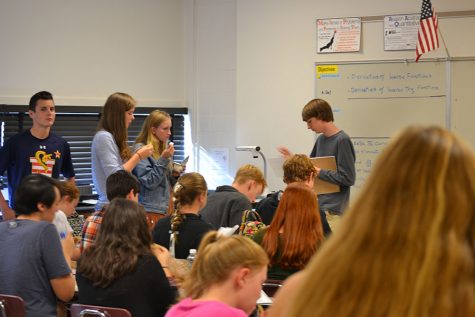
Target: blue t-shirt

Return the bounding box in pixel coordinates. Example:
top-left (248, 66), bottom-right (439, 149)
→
top-left (0, 220), bottom-right (71, 317)
top-left (0, 130), bottom-right (75, 207)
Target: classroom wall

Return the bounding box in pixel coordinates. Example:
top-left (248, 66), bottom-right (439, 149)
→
top-left (185, 0), bottom-right (237, 188)
top-left (1, 0), bottom-right (474, 193)
top-left (0, 0), bottom-right (184, 107)
top-left (235, 0), bottom-right (475, 192)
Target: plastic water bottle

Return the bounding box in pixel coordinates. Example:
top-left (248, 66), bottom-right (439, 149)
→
top-left (187, 249), bottom-right (197, 268)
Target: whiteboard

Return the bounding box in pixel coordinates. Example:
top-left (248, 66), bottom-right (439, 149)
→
top-left (451, 59), bottom-right (475, 150)
top-left (315, 60), bottom-right (447, 202)
top-left (315, 60), bottom-right (447, 137)
top-left (351, 137), bottom-right (390, 200)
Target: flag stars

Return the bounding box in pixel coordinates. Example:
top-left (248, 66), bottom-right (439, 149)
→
top-left (54, 150), bottom-right (61, 159)
top-left (420, 0), bottom-right (433, 20)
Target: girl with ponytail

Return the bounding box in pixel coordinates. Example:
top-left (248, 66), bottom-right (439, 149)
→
top-left (152, 172), bottom-right (212, 259)
top-left (165, 231), bottom-right (269, 317)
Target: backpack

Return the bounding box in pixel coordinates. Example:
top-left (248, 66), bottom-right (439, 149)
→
top-left (238, 210), bottom-right (267, 238)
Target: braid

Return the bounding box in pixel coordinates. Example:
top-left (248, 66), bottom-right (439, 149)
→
top-left (170, 182), bottom-right (185, 244)
top-left (168, 173), bottom-right (208, 257)
top-left (170, 210), bottom-right (184, 243)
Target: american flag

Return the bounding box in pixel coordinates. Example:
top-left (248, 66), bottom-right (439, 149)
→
top-left (415, 0), bottom-right (439, 62)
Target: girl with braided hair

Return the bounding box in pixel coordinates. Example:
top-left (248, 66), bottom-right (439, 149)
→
top-left (152, 172), bottom-right (212, 259)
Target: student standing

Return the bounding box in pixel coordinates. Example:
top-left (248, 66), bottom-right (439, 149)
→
top-left (91, 92), bottom-right (153, 211)
top-left (133, 110), bottom-right (175, 227)
top-left (0, 91), bottom-right (75, 220)
top-left (279, 99), bottom-right (355, 215)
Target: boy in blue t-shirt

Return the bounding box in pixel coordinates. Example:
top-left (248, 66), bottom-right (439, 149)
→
top-left (0, 91), bottom-right (75, 220)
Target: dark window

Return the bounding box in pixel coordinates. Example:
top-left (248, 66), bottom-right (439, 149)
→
top-left (0, 105), bottom-right (187, 192)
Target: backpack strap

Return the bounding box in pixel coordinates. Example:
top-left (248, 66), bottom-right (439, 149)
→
top-left (239, 210), bottom-right (263, 234)
top-left (250, 210), bottom-right (263, 222)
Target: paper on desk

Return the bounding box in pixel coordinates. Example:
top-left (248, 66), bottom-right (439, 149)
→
top-left (81, 199), bottom-right (98, 205)
top-left (257, 290), bottom-right (273, 305)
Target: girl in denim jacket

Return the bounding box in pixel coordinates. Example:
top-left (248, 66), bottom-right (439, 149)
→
top-left (133, 110), bottom-right (175, 228)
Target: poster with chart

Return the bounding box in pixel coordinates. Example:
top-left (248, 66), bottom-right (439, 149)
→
top-left (315, 60), bottom-right (447, 200)
top-left (384, 14), bottom-right (420, 51)
top-left (316, 17), bottom-right (361, 53)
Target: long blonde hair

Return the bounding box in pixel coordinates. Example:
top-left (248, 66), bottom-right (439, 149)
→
top-left (288, 125), bottom-right (475, 317)
top-left (182, 231), bottom-right (269, 299)
top-left (135, 110), bottom-right (171, 159)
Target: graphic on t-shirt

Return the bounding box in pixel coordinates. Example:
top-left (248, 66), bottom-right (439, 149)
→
top-left (30, 150), bottom-right (56, 177)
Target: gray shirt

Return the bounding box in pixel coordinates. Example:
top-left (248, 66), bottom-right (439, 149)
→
top-left (91, 130), bottom-right (124, 210)
top-left (0, 220), bottom-right (71, 317)
top-left (310, 130), bottom-right (356, 214)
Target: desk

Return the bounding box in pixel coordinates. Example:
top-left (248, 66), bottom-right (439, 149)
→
top-left (77, 193), bottom-right (98, 214)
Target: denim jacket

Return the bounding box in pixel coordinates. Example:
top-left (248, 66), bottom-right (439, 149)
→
top-left (132, 143), bottom-right (172, 213)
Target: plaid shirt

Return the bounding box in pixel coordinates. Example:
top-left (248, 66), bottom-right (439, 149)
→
top-left (80, 208), bottom-right (105, 253)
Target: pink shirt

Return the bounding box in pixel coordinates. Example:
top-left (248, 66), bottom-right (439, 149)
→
top-left (165, 298), bottom-right (248, 317)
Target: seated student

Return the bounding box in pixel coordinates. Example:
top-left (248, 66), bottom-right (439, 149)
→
top-left (80, 170), bottom-right (140, 252)
top-left (0, 174), bottom-right (75, 317)
top-left (76, 198), bottom-right (176, 317)
top-left (200, 164), bottom-right (266, 230)
top-left (153, 172), bottom-right (212, 259)
top-left (53, 181), bottom-right (81, 262)
top-left (165, 231), bottom-right (268, 317)
top-left (256, 154), bottom-right (331, 236)
top-left (268, 125), bottom-right (475, 317)
top-left (253, 183), bottom-right (324, 280)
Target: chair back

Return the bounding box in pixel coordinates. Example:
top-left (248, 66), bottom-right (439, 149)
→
top-left (70, 304), bottom-right (132, 317)
top-left (0, 294), bottom-right (25, 317)
top-left (262, 279), bottom-right (283, 298)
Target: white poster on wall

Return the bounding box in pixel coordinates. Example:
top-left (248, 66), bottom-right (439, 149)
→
top-left (316, 17), bottom-right (361, 53)
top-left (209, 147), bottom-right (229, 173)
top-left (384, 14), bottom-right (420, 51)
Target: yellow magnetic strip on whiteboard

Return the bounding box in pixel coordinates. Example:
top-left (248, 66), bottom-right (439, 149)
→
top-left (316, 65), bottom-right (339, 78)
